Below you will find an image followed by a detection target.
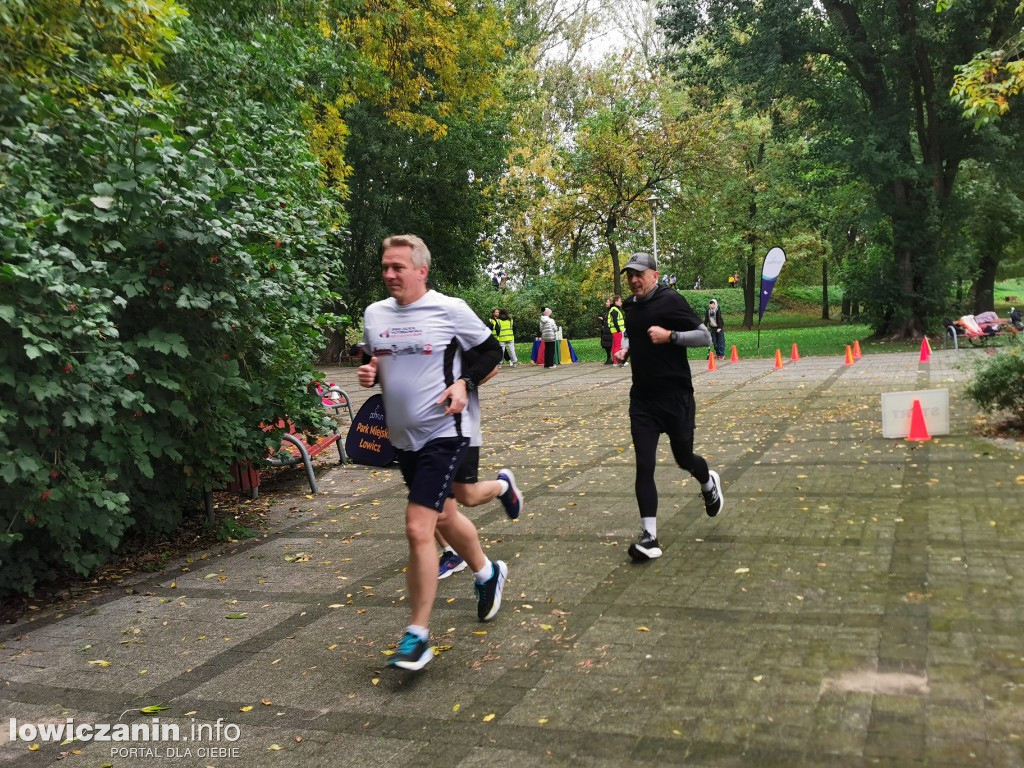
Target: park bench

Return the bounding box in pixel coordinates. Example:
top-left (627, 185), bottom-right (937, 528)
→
top-left (229, 385), bottom-right (354, 500)
top-left (943, 315), bottom-right (1019, 350)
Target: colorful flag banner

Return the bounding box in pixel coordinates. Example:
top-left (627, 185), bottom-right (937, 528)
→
top-left (758, 246), bottom-right (787, 323)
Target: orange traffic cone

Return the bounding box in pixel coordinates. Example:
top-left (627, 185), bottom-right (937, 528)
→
top-left (853, 340), bottom-right (862, 359)
top-left (791, 343), bottom-right (800, 362)
top-left (907, 399), bottom-right (931, 442)
top-left (774, 349), bottom-right (784, 369)
top-left (730, 345), bottom-right (739, 363)
top-left (844, 345), bottom-right (854, 365)
top-left (708, 349), bottom-right (717, 371)
top-left (925, 336), bottom-right (933, 354)
top-left (919, 338), bottom-right (930, 363)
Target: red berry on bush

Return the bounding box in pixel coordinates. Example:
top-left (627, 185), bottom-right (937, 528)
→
top-left (68, 303), bottom-right (77, 311)
top-left (50, 471), bottom-right (59, 479)
top-left (63, 364), bottom-right (73, 373)
top-left (40, 491), bottom-right (50, 502)
top-left (211, 256), bottom-right (220, 263)
top-left (275, 240), bottom-right (282, 248)
top-left (28, 515), bottom-right (37, 525)
top-left (162, 283), bottom-right (172, 291)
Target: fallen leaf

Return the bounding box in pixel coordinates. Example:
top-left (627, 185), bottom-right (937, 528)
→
top-left (261, 699), bottom-right (272, 706)
top-left (636, 626), bottom-right (650, 632)
top-left (240, 706), bottom-right (253, 712)
top-left (453, 704), bottom-right (460, 712)
top-left (267, 744), bottom-right (283, 751)
top-left (482, 713), bottom-right (496, 722)
top-left (225, 613), bottom-right (247, 620)
top-left (734, 567), bottom-right (750, 574)
top-left (753, 675), bottom-right (764, 682)
top-left (371, 678), bottom-right (380, 686)
top-left (140, 704), bottom-right (169, 714)
top-left (28, 744), bottom-right (40, 751)
top-left (87, 659), bottom-right (112, 667)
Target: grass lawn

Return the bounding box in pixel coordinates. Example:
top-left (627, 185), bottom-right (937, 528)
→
top-left (515, 322), bottom-right (918, 363)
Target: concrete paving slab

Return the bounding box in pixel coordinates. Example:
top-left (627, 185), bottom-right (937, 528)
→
top-left (2, 349), bottom-right (1023, 767)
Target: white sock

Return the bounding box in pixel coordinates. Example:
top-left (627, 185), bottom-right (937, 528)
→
top-left (496, 479), bottom-right (509, 495)
top-left (701, 479), bottom-right (714, 491)
top-left (407, 624), bottom-right (429, 641)
top-left (473, 559), bottom-right (494, 584)
top-left (442, 545), bottom-right (455, 554)
top-left (641, 517), bottom-right (657, 537)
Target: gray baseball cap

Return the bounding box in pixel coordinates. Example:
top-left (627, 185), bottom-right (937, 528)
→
top-left (620, 252), bottom-right (658, 273)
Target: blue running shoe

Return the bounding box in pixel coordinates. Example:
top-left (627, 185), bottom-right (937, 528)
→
top-left (438, 550), bottom-right (467, 580)
top-left (475, 560), bottom-right (508, 621)
top-left (497, 469), bottom-right (523, 519)
top-left (388, 631), bottom-right (433, 671)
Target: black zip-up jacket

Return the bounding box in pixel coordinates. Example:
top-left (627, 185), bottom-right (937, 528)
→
top-left (622, 285), bottom-right (703, 396)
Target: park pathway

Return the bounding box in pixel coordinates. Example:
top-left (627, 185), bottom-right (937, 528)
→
top-left (2, 348), bottom-right (1023, 767)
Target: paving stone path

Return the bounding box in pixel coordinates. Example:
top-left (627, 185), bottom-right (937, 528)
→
top-left (2, 349), bottom-right (1023, 767)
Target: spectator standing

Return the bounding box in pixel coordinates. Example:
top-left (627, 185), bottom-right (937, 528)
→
top-left (487, 308), bottom-right (500, 338)
top-left (539, 307), bottom-right (558, 368)
top-left (495, 309), bottom-right (517, 366)
top-left (599, 298), bottom-right (614, 365)
top-left (704, 299), bottom-right (725, 360)
top-left (607, 295), bottom-right (625, 366)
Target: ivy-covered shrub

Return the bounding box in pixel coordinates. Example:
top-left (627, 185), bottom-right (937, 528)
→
top-left (0, 3), bottom-right (342, 595)
top-left (964, 336), bottom-right (1024, 426)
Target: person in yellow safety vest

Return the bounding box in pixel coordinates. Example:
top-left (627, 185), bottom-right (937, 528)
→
top-left (495, 309), bottom-right (517, 366)
top-left (487, 308), bottom-right (500, 338)
top-left (607, 295), bottom-right (625, 367)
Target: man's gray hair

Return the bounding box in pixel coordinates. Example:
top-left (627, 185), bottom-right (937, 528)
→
top-left (382, 234), bottom-right (431, 268)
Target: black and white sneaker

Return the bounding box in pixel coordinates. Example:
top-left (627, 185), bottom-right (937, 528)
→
top-left (496, 469), bottom-right (523, 519)
top-left (702, 470), bottom-right (724, 517)
top-left (628, 530), bottom-right (662, 562)
top-left (475, 560), bottom-right (508, 621)
top-left (388, 631), bottom-right (433, 671)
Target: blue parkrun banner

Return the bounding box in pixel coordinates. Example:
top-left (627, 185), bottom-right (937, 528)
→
top-left (344, 394), bottom-right (396, 466)
top-left (758, 246), bottom-right (787, 323)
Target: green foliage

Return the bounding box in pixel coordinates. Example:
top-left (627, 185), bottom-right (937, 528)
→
top-left (0, 2), bottom-right (341, 595)
top-left (963, 337), bottom-right (1024, 422)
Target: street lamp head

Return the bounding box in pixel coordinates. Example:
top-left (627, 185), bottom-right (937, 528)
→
top-left (645, 194), bottom-right (660, 212)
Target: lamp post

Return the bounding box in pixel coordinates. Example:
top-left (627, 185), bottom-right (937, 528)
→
top-left (646, 194), bottom-right (660, 262)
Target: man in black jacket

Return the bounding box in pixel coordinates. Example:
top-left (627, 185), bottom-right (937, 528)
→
top-left (613, 252), bottom-right (725, 561)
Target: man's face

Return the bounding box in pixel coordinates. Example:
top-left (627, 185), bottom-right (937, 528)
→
top-left (625, 268), bottom-right (659, 298)
top-left (381, 245), bottom-right (427, 305)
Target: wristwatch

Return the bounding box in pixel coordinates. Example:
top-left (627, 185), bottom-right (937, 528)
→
top-left (459, 376), bottom-right (477, 392)
top-left (669, 331), bottom-right (678, 344)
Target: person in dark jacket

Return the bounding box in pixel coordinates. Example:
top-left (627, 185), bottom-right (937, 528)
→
top-left (704, 298), bottom-right (725, 360)
top-left (598, 298), bottom-right (614, 364)
top-left (613, 252), bottom-right (724, 563)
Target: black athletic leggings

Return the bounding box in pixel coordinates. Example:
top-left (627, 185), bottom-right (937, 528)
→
top-left (629, 390), bottom-right (710, 517)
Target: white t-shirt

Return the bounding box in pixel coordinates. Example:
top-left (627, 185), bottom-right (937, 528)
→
top-left (363, 290), bottom-right (491, 451)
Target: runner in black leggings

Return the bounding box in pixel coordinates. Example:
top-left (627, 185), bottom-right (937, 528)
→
top-left (613, 252), bottom-right (725, 562)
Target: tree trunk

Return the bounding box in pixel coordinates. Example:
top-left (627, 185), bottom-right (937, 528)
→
top-left (973, 252), bottom-right (998, 314)
top-left (743, 244), bottom-right (755, 330)
top-left (842, 295), bottom-right (851, 321)
top-left (821, 259), bottom-right (830, 320)
top-left (607, 213), bottom-right (622, 296)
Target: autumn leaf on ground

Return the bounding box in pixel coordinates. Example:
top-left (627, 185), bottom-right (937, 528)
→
top-left (482, 713), bottom-right (496, 722)
top-left (734, 567), bottom-right (750, 574)
top-left (267, 744), bottom-right (283, 751)
top-left (284, 553), bottom-right (311, 563)
top-left (225, 613), bottom-right (247, 619)
top-left (240, 705), bottom-right (253, 712)
top-left (87, 660), bottom-right (112, 667)
top-left (139, 704), bottom-right (169, 714)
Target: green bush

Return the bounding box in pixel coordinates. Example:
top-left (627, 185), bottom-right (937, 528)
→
top-left (963, 337), bottom-right (1024, 425)
top-left (0, 7), bottom-right (341, 595)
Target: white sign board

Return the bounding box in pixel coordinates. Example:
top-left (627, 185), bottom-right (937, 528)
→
top-left (880, 389), bottom-right (949, 438)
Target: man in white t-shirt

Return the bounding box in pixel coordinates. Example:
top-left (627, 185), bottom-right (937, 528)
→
top-left (358, 234), bottom-right (510, 671)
